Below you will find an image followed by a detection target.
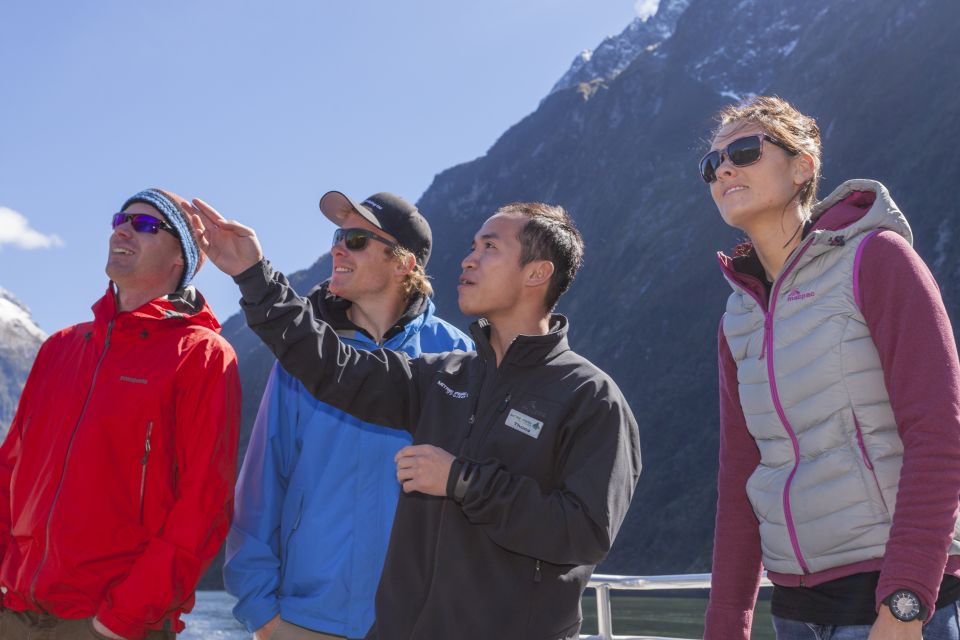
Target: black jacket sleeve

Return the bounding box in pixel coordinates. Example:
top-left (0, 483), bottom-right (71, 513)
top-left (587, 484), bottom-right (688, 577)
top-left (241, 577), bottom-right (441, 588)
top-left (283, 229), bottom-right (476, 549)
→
top-left (447, 386), bottom-right (641, 566)
top-left (234, 259), bottom-right (422, 432)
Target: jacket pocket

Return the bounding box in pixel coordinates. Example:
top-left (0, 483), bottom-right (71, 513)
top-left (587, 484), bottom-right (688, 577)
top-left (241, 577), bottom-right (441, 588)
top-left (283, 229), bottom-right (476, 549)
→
top-left (279, 493), bottom-right (305, 585)
top-left (139, 421), bottom-right (154, 523)
top-left (852, 414), bottom-right (890, 515)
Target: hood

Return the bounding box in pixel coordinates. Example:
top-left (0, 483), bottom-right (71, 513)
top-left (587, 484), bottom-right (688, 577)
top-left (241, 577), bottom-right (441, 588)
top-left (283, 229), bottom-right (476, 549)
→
top-left (717, 179), bottom-right (910, 296)
top-left (91, 283), bottom-right (222, 333)
top-left (306, 279), bottom-right (434, 340)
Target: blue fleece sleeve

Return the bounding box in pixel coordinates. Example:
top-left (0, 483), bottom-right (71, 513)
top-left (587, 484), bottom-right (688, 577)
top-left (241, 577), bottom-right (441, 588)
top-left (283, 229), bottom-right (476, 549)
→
top-left (224, 364), bottom-right (293, 633)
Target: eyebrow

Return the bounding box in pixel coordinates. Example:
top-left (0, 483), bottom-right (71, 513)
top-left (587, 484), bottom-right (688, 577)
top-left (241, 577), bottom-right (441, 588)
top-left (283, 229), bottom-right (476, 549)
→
top-left (479, 232), bottom-right (500, 241)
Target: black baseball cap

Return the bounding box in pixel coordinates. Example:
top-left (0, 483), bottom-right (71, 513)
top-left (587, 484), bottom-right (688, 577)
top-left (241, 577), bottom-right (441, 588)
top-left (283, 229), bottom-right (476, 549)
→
top-left (319, 191), bottom-right (432, 267)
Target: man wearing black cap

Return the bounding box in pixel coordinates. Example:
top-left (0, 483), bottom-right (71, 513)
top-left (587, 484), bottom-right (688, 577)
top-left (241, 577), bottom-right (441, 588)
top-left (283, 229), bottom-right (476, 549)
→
top-left (190, 196), bottom-right (640, 640)
top-left (223, 192), bottom-right (472, 640)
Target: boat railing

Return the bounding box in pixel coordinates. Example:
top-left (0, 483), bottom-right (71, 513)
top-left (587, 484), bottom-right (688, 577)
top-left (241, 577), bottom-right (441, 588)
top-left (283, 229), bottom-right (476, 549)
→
top-left (580, 572), bottom-right (773, 640)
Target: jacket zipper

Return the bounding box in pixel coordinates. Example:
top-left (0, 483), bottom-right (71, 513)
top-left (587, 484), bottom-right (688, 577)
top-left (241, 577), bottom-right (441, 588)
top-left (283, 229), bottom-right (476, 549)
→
top-left (473, 392), bottom-right (512, 453)
top-left (721, 238), bottom-right (815, 574)
top-left (412, 360), bottom-right (490, 638)
top-left (30, 319), bottom-right (115, 609)
top-left (534, 559), bottom-right (542, 583)
top-left (139, 421), bottom-right (153, 523)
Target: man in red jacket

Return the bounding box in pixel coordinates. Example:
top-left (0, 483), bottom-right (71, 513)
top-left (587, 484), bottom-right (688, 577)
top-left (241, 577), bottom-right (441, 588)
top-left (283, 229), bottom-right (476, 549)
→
top-left (0, 188), bottom-right (241, 640)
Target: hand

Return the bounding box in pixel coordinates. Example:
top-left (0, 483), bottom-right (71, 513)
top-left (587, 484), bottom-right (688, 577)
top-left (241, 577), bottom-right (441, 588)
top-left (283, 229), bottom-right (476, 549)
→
top-left (92, 617), bottom-right (128, 639)
top-left (254, 614), bottom-right (280, 640)
top-left (867, 605), bottom-right (922, 639)
top-left (181, 198), bottom-right (264, 276)
top-left (395, 445), bottom-right (455, 496)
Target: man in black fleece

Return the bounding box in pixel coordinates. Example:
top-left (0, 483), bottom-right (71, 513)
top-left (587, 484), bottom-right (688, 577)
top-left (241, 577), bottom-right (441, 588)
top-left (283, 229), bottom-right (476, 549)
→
top-left (187, 198), bottom-right (641, 640)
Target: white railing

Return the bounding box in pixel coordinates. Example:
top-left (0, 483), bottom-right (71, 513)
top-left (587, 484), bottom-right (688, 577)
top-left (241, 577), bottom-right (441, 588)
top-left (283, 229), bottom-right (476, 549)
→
top-left (580, 572), bottom-right (773, 640)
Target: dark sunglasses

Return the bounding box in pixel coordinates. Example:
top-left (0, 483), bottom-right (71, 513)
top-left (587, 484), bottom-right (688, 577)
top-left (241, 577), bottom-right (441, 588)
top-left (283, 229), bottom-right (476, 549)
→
top-left (699, 134), bottom-right (796, 183)
top-left (111, 213), bottom-right (176, 235)
top-left (333, 227), bottom-right (397, 252)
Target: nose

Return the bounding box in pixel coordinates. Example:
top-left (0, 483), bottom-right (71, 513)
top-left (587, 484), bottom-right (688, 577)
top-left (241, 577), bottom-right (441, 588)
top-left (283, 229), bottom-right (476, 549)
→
top-left (715, 152), bottom-right (737, 179)
top-left (461, 249), bottom-right (478, 271)
top-left (112, 220), bottom-right (134, 239)
top-left (331, 242), bottom-right (348, 258)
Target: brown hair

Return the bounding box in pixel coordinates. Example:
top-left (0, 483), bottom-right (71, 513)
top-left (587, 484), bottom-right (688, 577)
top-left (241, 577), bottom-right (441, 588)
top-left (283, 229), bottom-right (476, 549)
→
top-left (389, 245), bottom-right (434, 300)
top-left (712, 95), bottom-right (822, 211)
top-left (497, 202), bottom-right (584, 312)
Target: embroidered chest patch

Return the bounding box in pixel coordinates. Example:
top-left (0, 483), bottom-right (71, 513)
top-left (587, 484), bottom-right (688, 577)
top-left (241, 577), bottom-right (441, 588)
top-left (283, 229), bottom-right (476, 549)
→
top-left (505, 409), bottom-right (544, 439)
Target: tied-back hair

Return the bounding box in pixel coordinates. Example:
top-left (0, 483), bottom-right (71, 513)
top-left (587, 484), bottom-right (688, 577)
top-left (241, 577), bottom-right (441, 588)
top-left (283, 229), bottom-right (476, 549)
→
top-left (497, 202), bottom-right (584, 312)
top-left (713, 95), bottom-right (823, 211)
top-left (390, 245), bottom-right (434, 300)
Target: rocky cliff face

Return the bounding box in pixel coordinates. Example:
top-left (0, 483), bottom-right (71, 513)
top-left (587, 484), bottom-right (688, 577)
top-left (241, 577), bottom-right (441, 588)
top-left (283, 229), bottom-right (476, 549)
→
top-left (0, 288), bottom-right (45, 438)
top-left (219, 0), bottom-right (960, 582)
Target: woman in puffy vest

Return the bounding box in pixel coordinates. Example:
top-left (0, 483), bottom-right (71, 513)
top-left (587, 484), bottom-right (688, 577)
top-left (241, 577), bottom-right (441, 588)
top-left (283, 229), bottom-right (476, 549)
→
top-left (701, 95), bottom-right (960, 640)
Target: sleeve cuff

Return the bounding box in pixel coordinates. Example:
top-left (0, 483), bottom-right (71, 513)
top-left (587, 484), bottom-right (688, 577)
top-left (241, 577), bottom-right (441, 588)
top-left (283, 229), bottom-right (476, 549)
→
top-left (233, 258), bottom-right (275, 305)
top-left (446, 458), bottom-right (474, 504)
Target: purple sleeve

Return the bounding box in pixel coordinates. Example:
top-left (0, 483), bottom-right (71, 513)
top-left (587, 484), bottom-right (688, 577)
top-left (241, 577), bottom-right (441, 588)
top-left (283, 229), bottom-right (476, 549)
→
top-left (858, 230), bottom-right (960, 615)
top-left (704, 318), bottom-right (763, 640)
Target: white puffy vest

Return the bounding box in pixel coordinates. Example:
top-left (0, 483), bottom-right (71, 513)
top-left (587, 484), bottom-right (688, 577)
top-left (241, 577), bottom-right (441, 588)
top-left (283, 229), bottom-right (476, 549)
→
top-left (721, 180), bottom-right (960, 575)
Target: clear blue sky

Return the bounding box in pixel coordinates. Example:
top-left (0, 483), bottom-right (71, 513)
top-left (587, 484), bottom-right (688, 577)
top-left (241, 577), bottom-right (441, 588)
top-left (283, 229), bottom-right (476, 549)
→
top-left (0, 1), bottom-right (646, 333)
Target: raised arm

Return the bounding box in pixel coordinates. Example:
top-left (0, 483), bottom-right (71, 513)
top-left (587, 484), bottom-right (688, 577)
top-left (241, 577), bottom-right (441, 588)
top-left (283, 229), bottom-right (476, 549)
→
top-left (188, 198), bottom-right (423, 432)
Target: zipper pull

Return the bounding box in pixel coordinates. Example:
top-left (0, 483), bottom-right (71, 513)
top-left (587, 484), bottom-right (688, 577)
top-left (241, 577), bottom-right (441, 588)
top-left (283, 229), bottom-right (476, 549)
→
top-left (141, 422), bottom-right (153, 465)
top-left (468, 414), bottom-right (475, 425)
top-left (534, 560), bottom-right (542, 583)
top-left (498, 393), bottom-right (512, 413)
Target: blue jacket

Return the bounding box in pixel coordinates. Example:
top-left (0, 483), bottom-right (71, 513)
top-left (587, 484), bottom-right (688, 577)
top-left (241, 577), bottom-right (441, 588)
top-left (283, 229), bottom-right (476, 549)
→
top-left (224, 285), bottom-right (472, 638)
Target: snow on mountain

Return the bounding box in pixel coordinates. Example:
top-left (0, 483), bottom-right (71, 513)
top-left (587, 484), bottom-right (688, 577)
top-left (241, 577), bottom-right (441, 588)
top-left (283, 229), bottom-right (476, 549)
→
top-left (550, 0), bottom-right (691, 94)
top-left (0, 288), bottom-right (45, 436)
top-left (0, 288), bottom-right (46, 343)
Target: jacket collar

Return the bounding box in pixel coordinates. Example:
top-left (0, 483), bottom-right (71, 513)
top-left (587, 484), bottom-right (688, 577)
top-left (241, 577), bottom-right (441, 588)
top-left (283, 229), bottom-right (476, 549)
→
top-left (469, 314), bottom-right (570, 369)
top-left (91, 282), bottom-right (221, 336)
top-left (307, 280), bottom-right (433, 344)
top-left (717, 179), bottom-right (910, 297)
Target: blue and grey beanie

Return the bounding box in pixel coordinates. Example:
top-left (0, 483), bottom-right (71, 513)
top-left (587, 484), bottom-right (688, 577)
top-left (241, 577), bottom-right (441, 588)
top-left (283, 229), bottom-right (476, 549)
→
top-left (121, 188), bottom-right (202, 291)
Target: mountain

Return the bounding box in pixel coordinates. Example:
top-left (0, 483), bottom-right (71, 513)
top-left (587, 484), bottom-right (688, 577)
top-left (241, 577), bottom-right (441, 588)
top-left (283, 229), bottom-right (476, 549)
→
top-left (550, 0), bottom-right (691, 95)
top-left (0, 288), bottom-right (45, 438)
top-left (219, 0), bottom-right (960, 583)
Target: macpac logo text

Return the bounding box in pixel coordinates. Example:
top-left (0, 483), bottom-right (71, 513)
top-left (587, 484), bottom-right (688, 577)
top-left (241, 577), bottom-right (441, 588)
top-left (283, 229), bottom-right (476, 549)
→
top-left (786, 289), bottom-right (816, 302)
top-left (437, 380), bottom-right (468, 399)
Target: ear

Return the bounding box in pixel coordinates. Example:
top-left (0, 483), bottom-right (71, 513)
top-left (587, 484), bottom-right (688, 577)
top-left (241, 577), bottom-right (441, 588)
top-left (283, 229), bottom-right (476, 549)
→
top-left (393, 252), bottom-right (417, 279)
top-left (792, 151), bottom-right (816, 186)
top-left (525, 260), bottom-right (555, 289)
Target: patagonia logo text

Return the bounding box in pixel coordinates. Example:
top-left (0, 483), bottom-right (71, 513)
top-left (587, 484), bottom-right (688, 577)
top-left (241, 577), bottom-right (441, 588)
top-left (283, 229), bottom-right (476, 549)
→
top-left (119, 376), bottom-right (148, 385)
top-left (437, 381), bottom-right (468, 399)
top-left (505, 409), bottom-right (544, 439)
top-left (786, 289), bottom-right (815, 302)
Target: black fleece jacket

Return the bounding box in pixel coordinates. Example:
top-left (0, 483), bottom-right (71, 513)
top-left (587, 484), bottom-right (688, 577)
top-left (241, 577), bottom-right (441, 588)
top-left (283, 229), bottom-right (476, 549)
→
top-left (235, 259), bottom-right (642, 640)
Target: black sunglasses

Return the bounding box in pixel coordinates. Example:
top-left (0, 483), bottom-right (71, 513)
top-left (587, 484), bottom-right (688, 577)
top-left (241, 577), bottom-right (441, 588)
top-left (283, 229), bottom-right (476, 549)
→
top-left (699, 134), bottom-right (796, 183)
top-left (111, 213), bottom-right (176, 235)
top-left (333, 227), bottom-right (397, 252)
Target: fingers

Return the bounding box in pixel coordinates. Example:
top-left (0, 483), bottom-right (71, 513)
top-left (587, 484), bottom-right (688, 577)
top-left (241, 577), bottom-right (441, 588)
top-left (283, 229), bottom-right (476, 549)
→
top-left (191, 198), bottom-right (258, 237)
top-left (192, 198), bottom-right (226, 224)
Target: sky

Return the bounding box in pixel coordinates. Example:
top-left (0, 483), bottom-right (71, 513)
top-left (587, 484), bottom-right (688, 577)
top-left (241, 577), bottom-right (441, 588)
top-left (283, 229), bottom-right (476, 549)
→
top-left (0, 1), bottom-right (651, 334)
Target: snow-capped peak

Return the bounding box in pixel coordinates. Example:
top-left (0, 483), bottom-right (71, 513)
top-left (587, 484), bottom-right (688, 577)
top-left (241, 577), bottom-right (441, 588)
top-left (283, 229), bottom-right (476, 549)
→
top-left (550, 0), bottom-right (692, 94)
top-left (0, 288), bottom-right (46, 342)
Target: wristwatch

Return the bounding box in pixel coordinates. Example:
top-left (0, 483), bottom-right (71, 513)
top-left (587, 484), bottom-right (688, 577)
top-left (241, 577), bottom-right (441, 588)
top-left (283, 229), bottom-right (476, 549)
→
top-left (882, 589), bottom-right (927, 622)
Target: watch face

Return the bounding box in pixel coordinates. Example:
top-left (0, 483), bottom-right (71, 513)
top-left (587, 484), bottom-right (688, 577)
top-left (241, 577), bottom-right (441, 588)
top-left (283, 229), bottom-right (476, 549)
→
top-left (890, 590), bottom-right (921, 621)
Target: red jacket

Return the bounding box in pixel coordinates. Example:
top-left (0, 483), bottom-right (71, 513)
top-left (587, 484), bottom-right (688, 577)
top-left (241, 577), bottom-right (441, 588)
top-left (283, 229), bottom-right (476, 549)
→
top-left (0, 285), bottom-right (241, 639)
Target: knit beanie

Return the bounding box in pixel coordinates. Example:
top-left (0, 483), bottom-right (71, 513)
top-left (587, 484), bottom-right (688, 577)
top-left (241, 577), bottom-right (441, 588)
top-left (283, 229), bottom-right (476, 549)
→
top-left (121, 188), bottom-right (203, 291)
